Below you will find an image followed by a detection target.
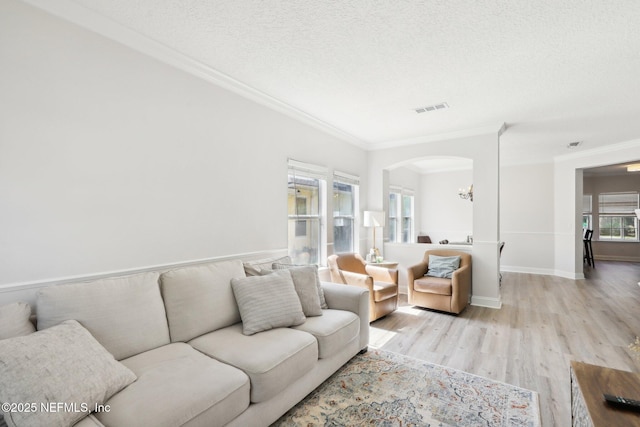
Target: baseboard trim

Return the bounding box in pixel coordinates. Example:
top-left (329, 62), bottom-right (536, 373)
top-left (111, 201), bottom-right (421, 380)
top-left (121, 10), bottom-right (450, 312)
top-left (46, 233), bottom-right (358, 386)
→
top-left (594, 255), bottom-right (640, 263)
top-left (502, 266), bottom-right (585, 280)
top-left (471, 295), bottom-right (502, 309)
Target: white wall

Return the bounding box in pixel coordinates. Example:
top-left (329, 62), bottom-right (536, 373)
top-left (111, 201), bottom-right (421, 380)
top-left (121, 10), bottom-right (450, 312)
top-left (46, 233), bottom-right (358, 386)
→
top-left (499, 162), bottom-right (556, 274)
top-left (419, 169), bottom-right (473, 243)
top-left (0, 1), bottom-right (368, 287)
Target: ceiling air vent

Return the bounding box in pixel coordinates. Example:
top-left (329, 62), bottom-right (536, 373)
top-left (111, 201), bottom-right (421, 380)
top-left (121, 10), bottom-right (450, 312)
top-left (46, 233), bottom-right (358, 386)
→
top-left (415, 102), bottom-right (449, 114)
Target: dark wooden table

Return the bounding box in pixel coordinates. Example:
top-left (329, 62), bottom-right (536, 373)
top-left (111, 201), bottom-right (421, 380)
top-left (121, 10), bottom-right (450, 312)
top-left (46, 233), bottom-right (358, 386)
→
top-left (570, 360), bottom-right (640, 426)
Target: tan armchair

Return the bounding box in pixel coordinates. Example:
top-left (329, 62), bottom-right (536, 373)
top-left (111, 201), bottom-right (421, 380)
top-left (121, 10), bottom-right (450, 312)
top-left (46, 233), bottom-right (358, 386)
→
top-left (327, 253), bottom-right (398, 322)
top-left (407, 250), bottom-right (471, 314)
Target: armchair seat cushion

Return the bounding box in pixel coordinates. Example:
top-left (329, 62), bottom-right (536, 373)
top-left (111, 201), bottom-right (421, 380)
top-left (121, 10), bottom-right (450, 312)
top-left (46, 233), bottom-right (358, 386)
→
top-left (373, 281), bottom-right (399, 302)
top-left (413, 277), bottom-right (453, 296)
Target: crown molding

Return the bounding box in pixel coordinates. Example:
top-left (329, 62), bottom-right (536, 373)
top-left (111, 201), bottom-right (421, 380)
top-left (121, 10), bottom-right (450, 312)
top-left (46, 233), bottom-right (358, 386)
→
top-left (21, 0), bottom-right (367, 149)
top-left (368, 123), bottom-right (506, 151)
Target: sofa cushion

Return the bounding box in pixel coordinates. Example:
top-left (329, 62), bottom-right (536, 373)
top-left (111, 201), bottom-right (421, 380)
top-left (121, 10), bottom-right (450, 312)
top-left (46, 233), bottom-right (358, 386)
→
top-left (243, 255), bottom-right (292, 276)
top-left (414, 276), bottom-right (452, 295)
top-left (231, 270), bottom-right (306, 335)
top-left (98, 343), bottom-right (250, 427)
top-left (160, 259), bottom-right (246, 342)
top-left (292, 309), bottom-right (360, 359)
top-left (273, 263), bottom-right (328, 309)
top-left (372, 280), bottom-right (399, 302)
top-left (0, 320), bottom-right (136, 427)
top-left (0, 301), bottom-right (35, 339)
top-left (36, 272), bottom-right (170, 360)
top-left (190, 324), bottom-right (317, 403)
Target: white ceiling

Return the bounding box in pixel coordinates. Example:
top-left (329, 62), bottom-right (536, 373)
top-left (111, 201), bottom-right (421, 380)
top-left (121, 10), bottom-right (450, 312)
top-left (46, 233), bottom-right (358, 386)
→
top-left (25, 0), bottom-right (640, 169)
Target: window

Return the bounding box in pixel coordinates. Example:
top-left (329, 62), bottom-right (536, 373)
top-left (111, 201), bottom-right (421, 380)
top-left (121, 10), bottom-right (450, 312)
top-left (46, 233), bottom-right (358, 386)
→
top-left (583, 194), bottom-right (592, 230)
top-left (389, 187), bottom-right (415, 243)
top-left (333, 172), bottom-right (359, 254)
top-left (288, 160), bottom-right (327, 265)
top-left (402, 192), bottom-right (415, 243)
top-left (389, 191), bottom-right (399, 243)
top-left (598, 192), bottom-right (639, 240)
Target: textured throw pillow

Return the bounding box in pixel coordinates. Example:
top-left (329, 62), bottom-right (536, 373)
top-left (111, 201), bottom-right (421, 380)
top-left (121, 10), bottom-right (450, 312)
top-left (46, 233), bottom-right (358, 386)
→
top-left (426, 255), bottom-right (461, 279)
top-left (0, 320), bottom-right (136, 427)
top-left (243, 255), bottom-right (292, 276)
top-left (264, 265), bottom-right (323, 316)
top-left (231, 270), bottom-right (306, 335)
top-left (0, 302), bottom-right (35, 340)
top-left (272, 262), bottom-right (329, 309)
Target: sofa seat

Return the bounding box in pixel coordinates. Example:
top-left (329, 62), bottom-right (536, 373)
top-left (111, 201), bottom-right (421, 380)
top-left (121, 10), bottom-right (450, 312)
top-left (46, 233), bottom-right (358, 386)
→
top-left (373, 281), bottom-right (399, 302)
top-left (96, 343), bottom-right (250, 427)
top-left (292, 309), bottom-right (359, 359)
top-left (189, 324), bottom-right (318, 403)
top-left (413, 276), bottom-right (452, 295)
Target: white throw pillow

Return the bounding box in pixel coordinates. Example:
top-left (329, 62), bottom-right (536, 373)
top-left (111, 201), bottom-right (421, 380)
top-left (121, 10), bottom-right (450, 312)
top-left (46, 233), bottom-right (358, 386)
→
top-left (231, 270), bottom-right (306, 335)
top-left (0, 302), bottom-right (35, 340)
top-left (0, 320), bottom-right (136, 427)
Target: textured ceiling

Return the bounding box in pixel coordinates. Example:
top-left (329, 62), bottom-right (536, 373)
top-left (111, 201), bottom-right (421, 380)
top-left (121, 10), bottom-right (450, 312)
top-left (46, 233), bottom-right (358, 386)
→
top-left (25, 0), bottom-right (640, 167)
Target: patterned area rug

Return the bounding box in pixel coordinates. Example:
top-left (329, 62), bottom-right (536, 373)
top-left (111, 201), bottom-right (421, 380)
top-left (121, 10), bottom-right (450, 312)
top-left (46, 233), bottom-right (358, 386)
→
top-left (272, 349), bottom-right (541, 427)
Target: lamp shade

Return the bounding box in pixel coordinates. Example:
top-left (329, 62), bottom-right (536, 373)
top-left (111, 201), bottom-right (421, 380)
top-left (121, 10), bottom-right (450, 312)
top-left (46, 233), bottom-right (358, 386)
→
top-left (363, 211), bottom-right (385, 227)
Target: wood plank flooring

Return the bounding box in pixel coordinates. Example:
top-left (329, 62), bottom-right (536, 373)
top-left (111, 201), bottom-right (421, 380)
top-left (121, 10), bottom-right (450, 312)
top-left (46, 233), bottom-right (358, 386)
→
top-left (369, 261), bottom-right (640, 427)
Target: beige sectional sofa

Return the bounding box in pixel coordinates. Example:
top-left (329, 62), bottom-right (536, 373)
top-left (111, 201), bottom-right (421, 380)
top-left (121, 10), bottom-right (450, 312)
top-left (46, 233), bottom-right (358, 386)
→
top-left (0, 258), bottom-right (369, 427)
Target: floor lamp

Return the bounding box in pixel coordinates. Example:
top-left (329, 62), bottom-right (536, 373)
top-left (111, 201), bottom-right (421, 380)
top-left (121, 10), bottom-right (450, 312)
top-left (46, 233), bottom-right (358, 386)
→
top-left (363, 211), bottom-right (385, 261)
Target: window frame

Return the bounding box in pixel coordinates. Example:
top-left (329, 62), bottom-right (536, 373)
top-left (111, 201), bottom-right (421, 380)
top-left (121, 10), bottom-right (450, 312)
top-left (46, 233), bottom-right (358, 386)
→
top-left (287, 160), bottom-right (327, 265)
top-left (389, 186), bottom-right (415, 243)
top-left (597, 191), bottom-right (639, 241)
top-left (332, 171), bottom-right (360, 254)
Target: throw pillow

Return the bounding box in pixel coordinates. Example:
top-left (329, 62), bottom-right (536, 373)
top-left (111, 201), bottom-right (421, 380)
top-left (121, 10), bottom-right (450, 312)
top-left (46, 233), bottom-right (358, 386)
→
top-left (231, 270), bottom-right (306, 335)
top-left (0, 302), bottom-right (35, 340)
top-left (426, 255), bottom-right (461, 279)
top-left (272, 263), bottom-right (328, 309)
top-left (0, 319), bottom-right (136, 427)
top-left (243, 255), bottom-right (292, 276)
top-left (264, 265), bottom-right (323, 316)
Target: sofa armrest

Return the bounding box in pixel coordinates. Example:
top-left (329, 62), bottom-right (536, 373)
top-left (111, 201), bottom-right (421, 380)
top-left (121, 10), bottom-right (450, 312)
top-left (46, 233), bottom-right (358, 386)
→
top-left (321, 282), bottom-right (369, 350)
top-left (365, 265), bottom-right (398, 284)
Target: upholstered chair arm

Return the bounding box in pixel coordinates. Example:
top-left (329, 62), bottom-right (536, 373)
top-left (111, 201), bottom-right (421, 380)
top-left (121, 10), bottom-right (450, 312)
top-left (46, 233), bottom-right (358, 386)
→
top-left (365, 265), bottom-right (398, 284)
top-left (407, 263), bottom-right (428, 286)
top-left (330, 270), bottom-right (375, 292)
top-left (450, 264), bottom-right (472, 313)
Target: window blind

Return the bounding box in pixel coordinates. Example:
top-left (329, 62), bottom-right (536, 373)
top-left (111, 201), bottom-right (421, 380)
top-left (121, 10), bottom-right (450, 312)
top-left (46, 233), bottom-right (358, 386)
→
top-left (598, 192), bottom-right (639, 214)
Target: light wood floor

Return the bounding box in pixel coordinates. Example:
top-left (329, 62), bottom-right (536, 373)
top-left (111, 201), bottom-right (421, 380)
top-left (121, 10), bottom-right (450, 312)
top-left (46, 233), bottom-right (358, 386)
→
top-left (369, 261), bottom-right (640, 427)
